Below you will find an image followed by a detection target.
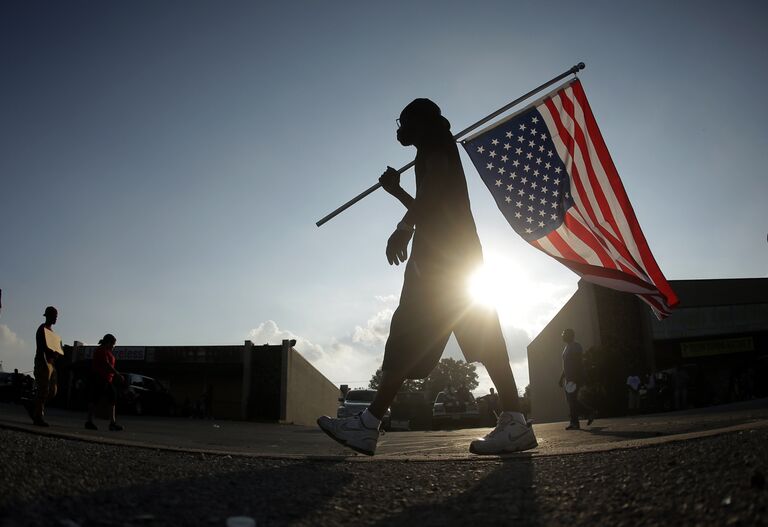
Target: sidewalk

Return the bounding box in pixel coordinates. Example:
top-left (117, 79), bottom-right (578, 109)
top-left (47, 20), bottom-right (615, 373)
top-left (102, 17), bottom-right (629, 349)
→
top-left (2, 399), bottom-right (767, 460)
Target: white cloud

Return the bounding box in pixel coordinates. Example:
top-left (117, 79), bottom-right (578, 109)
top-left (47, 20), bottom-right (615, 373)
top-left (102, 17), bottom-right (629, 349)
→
top-left (248, 320), bottom-right (325, 361)
top-left (374, 294), bottom-right (398, 305)
top-left (247, 299), bottom-right (395, 389)
top-left (246, 279), bottom-right (569, 395)
top-left (501, 326), bottom-right (532, 364)
top-left (351, 308), bottom-right (393, 346)
top-left (0, 324), bottom-right (32, 374)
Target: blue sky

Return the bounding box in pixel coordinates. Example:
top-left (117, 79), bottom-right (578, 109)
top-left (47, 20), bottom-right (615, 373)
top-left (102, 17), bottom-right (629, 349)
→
top-left (2, 1), bottom-right (766, 393)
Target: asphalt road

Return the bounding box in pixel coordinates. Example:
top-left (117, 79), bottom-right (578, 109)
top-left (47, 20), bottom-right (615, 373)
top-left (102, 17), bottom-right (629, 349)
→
top-left (1, 401), bottom-right (767, 526)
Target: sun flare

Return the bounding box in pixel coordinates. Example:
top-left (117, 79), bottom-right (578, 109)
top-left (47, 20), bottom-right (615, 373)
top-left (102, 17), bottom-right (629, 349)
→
top-left (468, 266), bottom-right (498, 308)
top-left (467, 258), bottom-right (540, 325)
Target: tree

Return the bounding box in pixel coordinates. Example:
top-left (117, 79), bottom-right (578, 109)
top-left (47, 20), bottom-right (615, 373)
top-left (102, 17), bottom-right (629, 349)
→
top-left (368, 368), bottom-right (423, 392)
top-left (368, 358), bottom-right (478, 398)
top-left (520, 384), bottom-right (532, 418)
top-left (423, 358), bottom-right (478, 399)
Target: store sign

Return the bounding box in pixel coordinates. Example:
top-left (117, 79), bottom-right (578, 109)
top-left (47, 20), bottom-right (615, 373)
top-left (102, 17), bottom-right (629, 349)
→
top-left (146, 346), bottom-right (242, 363)
top-left (680, 337), bottom-right (754, 358)
top-left (74, 346), bottom-right (146, 362)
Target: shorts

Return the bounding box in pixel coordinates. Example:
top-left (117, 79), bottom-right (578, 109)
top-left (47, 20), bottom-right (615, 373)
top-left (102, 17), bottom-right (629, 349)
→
top-left (381, 259), bottom-right (508, 379)
top-left (88, 374), bottom-right (117, 404)
top-left (33, 357), bottom-right (58, 403)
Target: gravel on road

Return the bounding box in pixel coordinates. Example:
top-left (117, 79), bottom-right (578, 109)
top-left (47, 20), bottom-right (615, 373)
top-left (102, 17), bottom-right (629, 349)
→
top-left (0, 427), bottom-right (766, 526)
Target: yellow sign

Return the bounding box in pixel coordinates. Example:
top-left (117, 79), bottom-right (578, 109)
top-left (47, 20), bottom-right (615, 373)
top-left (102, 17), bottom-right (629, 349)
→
top-left (680, 337), bottom-right (754, 358)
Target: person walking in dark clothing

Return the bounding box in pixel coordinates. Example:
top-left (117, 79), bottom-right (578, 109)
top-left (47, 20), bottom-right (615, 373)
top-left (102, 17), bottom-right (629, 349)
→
top-left (11, 369), bottom-right (22, 403)
top-left (318, 99), bottom-right (536, 455)
top-left (85, 334), bottom-right (124, 431)
top-left (31, 306), bottom-right (62, 426)
top-left (558, 328), bottom-right (596, 430)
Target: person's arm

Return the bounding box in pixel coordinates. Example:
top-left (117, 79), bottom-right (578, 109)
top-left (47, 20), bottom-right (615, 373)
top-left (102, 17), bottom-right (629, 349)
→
top-left (558, 371), bottom-right (565, 387)
top-left (35, 325), bottom-right (46, 353)
top-left (379, 154), bottom-right (443, 265)
top-left (379, 167), bottom-right (415, 210)
top-left (379, 167), bottom-right (415, 265)
top-left (107, 354), bottom-right (123, 382)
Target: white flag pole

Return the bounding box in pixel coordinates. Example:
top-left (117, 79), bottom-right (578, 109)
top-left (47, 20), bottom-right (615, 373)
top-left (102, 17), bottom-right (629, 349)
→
top-left (315, 62), bottom-right (585, 227)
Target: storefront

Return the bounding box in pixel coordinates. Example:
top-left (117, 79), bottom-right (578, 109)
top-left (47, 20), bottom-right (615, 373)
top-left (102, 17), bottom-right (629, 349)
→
top-left (527, 278), bottom-right (768, 423)
top-left (60, 339), bottom-right (338, 426)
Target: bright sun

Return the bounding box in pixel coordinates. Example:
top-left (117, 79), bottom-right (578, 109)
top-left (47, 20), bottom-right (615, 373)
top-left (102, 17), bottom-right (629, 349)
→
top-left (468, 265), bottom-right (499, 307)
top-left (467, 258), bottom-right (539, 325)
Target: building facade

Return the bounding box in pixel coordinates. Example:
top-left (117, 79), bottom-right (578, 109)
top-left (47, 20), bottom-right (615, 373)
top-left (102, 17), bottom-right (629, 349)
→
top-left (58, 339), bottom-right (338, 427)
top-left (527, 278), bottom-right (768, 423)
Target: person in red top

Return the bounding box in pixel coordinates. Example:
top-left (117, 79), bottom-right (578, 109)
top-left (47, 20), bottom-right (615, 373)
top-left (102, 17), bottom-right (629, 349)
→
top-left (85, 334), bottom-right (124, 431)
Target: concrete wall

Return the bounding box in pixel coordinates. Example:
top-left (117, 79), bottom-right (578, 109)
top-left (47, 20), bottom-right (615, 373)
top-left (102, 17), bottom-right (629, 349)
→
top-left (527, 281), bottom-right (600, 423)
top-left (279, 340), bottom-right (339, 426)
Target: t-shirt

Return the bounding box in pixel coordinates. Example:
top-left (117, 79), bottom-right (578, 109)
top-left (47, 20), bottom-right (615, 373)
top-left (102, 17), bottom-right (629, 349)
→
top-left (626, 375), bottom-right (641, 391)
top-left (410, 141), bottom-right (483, 277)
top-left (561, 342), bottom-right (584, 384)
top-left (92, 346), bottom-right (116, 383)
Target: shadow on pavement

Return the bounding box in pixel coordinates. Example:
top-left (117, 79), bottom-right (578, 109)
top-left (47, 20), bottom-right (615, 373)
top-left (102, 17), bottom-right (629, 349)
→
top-left (373, 455), bottom-right (540, 526)
top-left (584, 426), bottom-right (664, 439)
top-left (0, 459), bottom-right (349, 526)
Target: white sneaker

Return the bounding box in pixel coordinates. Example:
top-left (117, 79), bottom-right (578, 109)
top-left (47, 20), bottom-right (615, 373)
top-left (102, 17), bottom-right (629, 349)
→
top-left (317, 414), bottom-right (379, 456)
top-left (469, 412), bottom-right (538, 455)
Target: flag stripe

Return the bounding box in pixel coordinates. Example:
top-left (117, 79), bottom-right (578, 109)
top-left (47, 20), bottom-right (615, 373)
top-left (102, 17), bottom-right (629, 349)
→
top-left (547, 229), bottom-right (589, 264)
top-left (562, 211), bottom-right (617, 268)
top-left (570, 81), bottom-right (678, 306)
top-left (540, 97), bottom-right (649, 281)
top-left (530, 237), bottom-right (562, 258)
top-left (566, 209), bottom-right (651, 279)
top-left (566, 88), bottom-right (651, 281)
top-left (535, 244), bottom-right (671, 319)
top-left (555, 87), bottom-right (625, 244)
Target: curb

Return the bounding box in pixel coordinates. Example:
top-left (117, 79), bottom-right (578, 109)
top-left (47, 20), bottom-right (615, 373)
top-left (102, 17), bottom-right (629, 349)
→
top-left (2, 418), bottom-right (767, 463)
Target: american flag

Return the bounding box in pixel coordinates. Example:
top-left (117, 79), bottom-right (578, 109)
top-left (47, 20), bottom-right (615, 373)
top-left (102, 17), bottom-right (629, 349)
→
top-left (462, 79), bottom-right (678, 319)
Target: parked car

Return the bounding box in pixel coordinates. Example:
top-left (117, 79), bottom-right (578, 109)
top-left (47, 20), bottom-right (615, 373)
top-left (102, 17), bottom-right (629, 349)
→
top-left (389, 391), bottom-right (432, 431)
top-left (118, 373), bottom-right (176, 416)
top-left (0, 372), bottom-right (14, 402)
top-left (336, 389), bottom-right (391, 430)
top-left (0, 371), bottom-right (34, 403)
top-left (432, 390), bottom-right (481, 429)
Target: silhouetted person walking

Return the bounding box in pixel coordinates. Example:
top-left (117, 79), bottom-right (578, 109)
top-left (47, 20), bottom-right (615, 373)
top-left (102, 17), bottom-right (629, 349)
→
top-left (627, 370), bottom-right (641, 413)
top-left (32, 306), bottom-right (62, 426)
top-left (11, 368), bottom-right (22, 403)
top-left (318, 99), bottom-right (537, 455)
top-left (85, 334), bottom-right (124, 431)
top-left (673, 366), bottom-right (689, 410)
top-left (487, 386), bottom-right (499, 417)
top-left (558, 328), bottom-right (595, 430)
